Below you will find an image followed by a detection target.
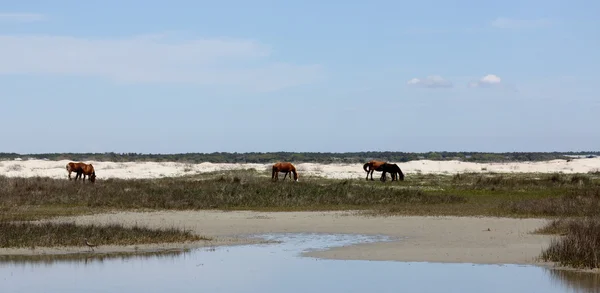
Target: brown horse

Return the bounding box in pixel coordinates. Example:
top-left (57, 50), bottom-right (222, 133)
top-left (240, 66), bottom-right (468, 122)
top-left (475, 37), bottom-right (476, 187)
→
top-left (272, 162), bottom-right (299, 182)
top-left (379, 163), bottom-right (405, 182)
top-left (66, 162), bottom-right (96, 183)
top-left (363, 160), bottom-right (387, 181)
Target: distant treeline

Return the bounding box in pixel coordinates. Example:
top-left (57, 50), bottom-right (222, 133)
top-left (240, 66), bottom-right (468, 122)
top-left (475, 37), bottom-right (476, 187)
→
top-left (0, 151), bottom-right (598, 164)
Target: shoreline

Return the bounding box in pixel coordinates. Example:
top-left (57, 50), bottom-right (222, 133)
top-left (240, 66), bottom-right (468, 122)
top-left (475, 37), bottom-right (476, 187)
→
top-left (0, 210), bottom-right (567, 267)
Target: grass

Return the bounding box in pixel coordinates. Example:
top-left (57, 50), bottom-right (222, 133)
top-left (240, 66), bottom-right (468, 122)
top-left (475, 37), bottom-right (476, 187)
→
top-left (0, 221), bottom-right (209, 249)
top-left (1, 171), bottom-right (600, 219)
top-left (539, 217), bottom-right (600, 269)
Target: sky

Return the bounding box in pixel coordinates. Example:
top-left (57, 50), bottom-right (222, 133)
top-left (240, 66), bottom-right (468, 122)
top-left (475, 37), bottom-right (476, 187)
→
top-left (1, 0), bottom-right (598, 154)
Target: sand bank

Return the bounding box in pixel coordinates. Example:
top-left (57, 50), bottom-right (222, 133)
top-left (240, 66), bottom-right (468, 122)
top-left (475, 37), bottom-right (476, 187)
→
top-left (1, 211), bottom-right (554, 266)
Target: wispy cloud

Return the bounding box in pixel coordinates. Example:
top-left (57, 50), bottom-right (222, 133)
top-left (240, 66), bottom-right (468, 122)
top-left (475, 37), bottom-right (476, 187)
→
top-left (407, 75), bottom-right (453, 89)
top-left (0, 13), bottom-right (46, 23)
top-left (491, 17), bottom-right (552, 29)
top-left (0, 33), bottom-right (325, 92)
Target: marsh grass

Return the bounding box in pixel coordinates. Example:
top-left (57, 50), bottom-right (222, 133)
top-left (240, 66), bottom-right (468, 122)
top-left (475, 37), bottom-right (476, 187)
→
top-left (539, 217), bottom-right (600, 269)
top-left (0, 174), bottom-right (467, 213)
top-left (501, 186), bottom-right (600, 217)
top-left (1, 171), bottom-right (600, 218)
top-left (0, 221), bottom-right (208, 248)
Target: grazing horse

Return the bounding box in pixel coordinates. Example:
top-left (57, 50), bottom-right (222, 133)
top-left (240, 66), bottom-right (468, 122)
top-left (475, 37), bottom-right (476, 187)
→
top-left (66, 162), bottom-right (96, 183)
top-left (379, 163), bottom-right (405, 182)
top-left (363, 160), bottom-right (387, 181)
top-left (272, 162), bottom-right (299, 182)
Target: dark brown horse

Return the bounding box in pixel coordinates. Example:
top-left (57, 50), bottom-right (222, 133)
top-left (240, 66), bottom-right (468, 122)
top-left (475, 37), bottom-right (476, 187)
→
top-left (363, 160), bottom-right (387, 181)
top-left (66, 162), bottom-right (96, 183)
top-left (379, 163), bottom-right (405, 182)
top-left (272, 162), bottom-right (299, 182)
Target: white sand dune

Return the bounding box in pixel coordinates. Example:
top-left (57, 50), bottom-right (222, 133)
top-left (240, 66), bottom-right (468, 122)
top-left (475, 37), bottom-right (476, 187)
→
top-left (1, 157), bottom-right (599, 180)
top-left (0, 158), bottom-right (600, 179)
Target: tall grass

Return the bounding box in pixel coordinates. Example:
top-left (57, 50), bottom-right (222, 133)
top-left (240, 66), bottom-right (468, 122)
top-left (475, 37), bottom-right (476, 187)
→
top-left (501, 187), bottom-right (600, 217)
top-left (0, 175), bottom-right (466, 211)
top-left (540, 217), bottom-right (600, 269)
top-left (0, 222), bottom-right (208, 248)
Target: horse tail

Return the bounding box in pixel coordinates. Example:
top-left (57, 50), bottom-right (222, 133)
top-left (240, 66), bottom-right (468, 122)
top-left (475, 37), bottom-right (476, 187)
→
top-left (363, 163), bottom-right (370, 172)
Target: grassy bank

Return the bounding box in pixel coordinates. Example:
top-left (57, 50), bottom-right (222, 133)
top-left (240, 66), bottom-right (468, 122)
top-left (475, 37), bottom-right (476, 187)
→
top-left (538, 217), bottom-right (600, 269)
top-left (0, 221), bottom-right (208, 249)
top-left (1, 171), bottom-right (600, 219)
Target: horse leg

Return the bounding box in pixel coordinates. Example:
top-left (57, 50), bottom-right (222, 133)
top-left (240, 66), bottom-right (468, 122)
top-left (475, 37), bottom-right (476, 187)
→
top-left (370, 170), bottom-right (375, 181)
top-left (283, 172), bottom-right (288, 180)
top-left (68, 170), bottom-right (72, 180)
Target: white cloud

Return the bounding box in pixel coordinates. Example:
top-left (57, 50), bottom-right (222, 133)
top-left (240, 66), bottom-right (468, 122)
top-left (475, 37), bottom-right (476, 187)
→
top-left (0, 33), bottom-right (325, 92)
top-left (467, 74), bottom-right (517, 92)
top-left (491, 17), bottom-right (551, 29)
top-left (407, 75), bottom-right (453, 88)
top-left (0, 13), bottom-right (46, 23)
top-left (468, 74), bottom-right (503, 88)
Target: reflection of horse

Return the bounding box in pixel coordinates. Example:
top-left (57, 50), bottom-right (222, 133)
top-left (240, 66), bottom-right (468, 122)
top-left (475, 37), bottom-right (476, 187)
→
top-left (379, 163), bottom-right (405, 182)
top-left (272, 162), bottom-right (299, 182)
top-left (363, 160), bottom-right (387, 181)
top-left (66, 162), bottom-right (96, 183)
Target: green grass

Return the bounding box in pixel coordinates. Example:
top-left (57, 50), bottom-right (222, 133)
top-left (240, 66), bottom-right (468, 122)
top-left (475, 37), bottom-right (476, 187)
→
top-left (0, 221), bottom-right (209, 249)
top-left (1, 171), bottom-right (600, 219)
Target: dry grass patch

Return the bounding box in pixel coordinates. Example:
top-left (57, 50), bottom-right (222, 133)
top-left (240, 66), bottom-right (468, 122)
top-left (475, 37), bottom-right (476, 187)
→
top-left (539, 217), bottom-right (600, 269)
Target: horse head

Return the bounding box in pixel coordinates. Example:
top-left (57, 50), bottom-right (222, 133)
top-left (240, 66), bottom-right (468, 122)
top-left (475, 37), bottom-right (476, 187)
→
top-left (394, 164), bottom-right (405, 181)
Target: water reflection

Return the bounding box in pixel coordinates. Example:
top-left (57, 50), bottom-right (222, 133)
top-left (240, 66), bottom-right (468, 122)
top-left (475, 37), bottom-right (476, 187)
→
top-left (0, 249), bottom-right (189, 266)
top-left (547, 269), bottom-right (600, 293)
top-left (0, 232), bottom-right (598, 293)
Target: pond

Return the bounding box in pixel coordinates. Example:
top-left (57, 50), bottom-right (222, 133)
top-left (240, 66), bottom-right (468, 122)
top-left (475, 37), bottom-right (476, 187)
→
top-left (1, 233), bottom-right (598, 293)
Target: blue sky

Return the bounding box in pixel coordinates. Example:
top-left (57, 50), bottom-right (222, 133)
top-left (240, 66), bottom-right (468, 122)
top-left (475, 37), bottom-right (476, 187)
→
top-left (0, 0), bottom-right (598, 153)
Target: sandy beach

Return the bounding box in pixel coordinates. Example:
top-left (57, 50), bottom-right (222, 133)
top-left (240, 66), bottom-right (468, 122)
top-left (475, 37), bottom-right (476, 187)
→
top-left (1, 157), bottom-right (600, 180)
top-left (1, 210), bottom-right (554, 266)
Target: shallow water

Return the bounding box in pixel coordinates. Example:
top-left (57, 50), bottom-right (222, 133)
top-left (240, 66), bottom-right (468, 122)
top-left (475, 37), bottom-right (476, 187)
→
top-left (1, 233), bottom-right (598, 293)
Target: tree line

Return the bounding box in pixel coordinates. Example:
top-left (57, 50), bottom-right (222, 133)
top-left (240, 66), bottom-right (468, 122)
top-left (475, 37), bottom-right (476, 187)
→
top-left (0, 151), bottom-right (598, 164)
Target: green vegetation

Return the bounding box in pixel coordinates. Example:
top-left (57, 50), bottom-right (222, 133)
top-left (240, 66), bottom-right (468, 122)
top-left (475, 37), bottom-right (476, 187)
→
top-left (0, 222), bottom-right (207, 249)
top-left (2, 170), bottom-right (600, 218)
top-left (1, 151), bottom-right (598, 164)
